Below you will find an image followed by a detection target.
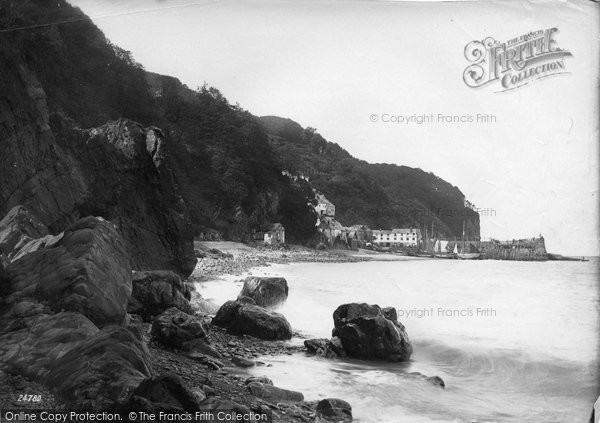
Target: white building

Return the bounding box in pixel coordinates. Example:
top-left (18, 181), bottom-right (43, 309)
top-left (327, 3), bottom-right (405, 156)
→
top-left (372, 228), bottom-right (421, 247)
top-left (314, 193), bottom-right (335, 218)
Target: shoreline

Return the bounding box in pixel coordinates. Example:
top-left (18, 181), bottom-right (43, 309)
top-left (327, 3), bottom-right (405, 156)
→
top-left (190, 241), bottom-right (423, 282)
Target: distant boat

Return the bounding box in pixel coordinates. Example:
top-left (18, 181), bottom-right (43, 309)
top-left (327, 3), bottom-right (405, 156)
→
top-left (457, 221), bottom-right (481, 260)
top-left (434, 239), bottom-right (456, 259)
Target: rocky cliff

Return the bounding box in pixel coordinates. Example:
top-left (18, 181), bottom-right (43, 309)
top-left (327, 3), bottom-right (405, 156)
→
top-left (0, 3), bottom-right (195, 276)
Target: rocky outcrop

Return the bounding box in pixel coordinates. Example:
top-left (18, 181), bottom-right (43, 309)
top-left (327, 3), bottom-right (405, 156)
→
top-left (213, 298), bottom-right (292, 340)
top-left (53, 119), bottom-right (197, 276)
top-left (0, 211), bottom-right (153, 408)
top-left (128, 271), bottom-right (193, 321)
top-left (4, 217), bottom-right (132, 327)
top-left (0, 206), bottom-right (49, 261)
top-left (333, 303), bottom-right (412, 362)
top-left (151, 307), bottom-right (208, 349)
top-left (238, 277), bottom-right (289, 308)
top-left (46, 326), bottom-right (153, 408)
top-left (0, 46), bottom-right (195, 277)
top-left (316, 398), bottom-right (353, 422)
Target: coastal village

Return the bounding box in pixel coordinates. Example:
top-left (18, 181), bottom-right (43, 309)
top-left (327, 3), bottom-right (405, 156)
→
top-left (252, 187), bottom-right (558, 261)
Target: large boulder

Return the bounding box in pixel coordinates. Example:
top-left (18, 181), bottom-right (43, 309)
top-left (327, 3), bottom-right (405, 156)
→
top-left (0, 312), bottom-right (99, 379)
top-left (151, 307), bottom-right (208, 349)
top-left (4, 217), bottom-right (132, 327)
top-left (332, 303), bottom-right (412, 362)
top-left (0, 205), bottom-right (49, 261)
top-left (213, 298), bottom-right (292, 340)
top-left (316, 398), bottom-right (353, 422)
top-left (45, 326), bottom-right (153, 408)
top-left (238, 276), bottom-right (288, 308)
top-left (128, 271), bottom-right (192, 321)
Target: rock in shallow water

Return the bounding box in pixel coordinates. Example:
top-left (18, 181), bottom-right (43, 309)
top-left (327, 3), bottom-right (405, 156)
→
top-left (212, 298), bottom-right (292, 340)
top-left (238, 276), bottom-right (289, 308)
top-left (316, 398), bottom-right (353, 422)
top-left (333, 303), bottom-right (412, 362)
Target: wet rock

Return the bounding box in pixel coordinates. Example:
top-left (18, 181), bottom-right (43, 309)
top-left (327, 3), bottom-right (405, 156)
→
top-left (332, 303), bottom-right (381, 336)
top-left (425, 376), bottom-right (445, 388)
top-left (247, 382), bottom-right (304, 402)
top-left (231, 355), bottom-right (255, 368)
top-left (46, 326), bottom-right (153, 408)
top-left (4, 217), bottom-right (132, 328)
top-left (327, 337), bottom-right (346, 357)
top-left (316, 398), bottom-right (353, 422)
top-left (124, 373), bottom-right (201, 412)
top-left (406, 372), bottom-right (445, 388)
top-left (245, 376), bottom-right (273, 386)
top-left (128, 270), bottom-right (192, 321)
top-left (151, 307), bottom-right (208, 349)
top-left (238, 276), bottom-right (289, 308)
top-left (212, 299), bottom-right (292, 340)
top-left (304, 338), bottom-right (329, 354)
top-left (332, 303), bottom-right (412, 362)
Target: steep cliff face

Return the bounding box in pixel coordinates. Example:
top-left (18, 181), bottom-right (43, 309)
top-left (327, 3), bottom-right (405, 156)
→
top-left (0, 20), bottom-right (195, 275)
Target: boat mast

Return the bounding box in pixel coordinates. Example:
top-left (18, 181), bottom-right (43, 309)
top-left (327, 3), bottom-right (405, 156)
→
top-left (461, 221), bottom-right (465, 254)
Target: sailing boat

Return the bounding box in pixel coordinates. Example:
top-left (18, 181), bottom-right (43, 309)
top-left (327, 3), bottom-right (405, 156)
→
top-left (434, 238), bottom-right (455, 259)
top-left (456, 221), bottom-right (481, 260)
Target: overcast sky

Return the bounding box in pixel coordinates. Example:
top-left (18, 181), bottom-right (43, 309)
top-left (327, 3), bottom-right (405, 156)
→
top-left (70, 0), bottom-right (599, 255)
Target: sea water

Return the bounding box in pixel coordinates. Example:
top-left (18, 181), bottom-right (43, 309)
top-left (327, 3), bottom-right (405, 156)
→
top-left (195, 257), bottom-right (599, 422)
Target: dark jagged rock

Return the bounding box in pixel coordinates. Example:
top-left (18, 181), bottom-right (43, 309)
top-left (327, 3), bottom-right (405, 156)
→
top-left (4, 217), bottom-right (131, 327)
top-left (406, 372), bottom-right (445, 388)
top-left (332, 303), bottom-right (412, 362)
top-left (238, 276), bottom-right (289, 308)
top-left (128, 270), bottom-right (192, 321)
top-left (213, 299), bottom-right (292, 340)
top-left (0, 206), bottom-right (49, 261)
top-left (0, 39), bottom-right (196, 277)
top-left (332, 303), bottom-right (381, 336)
top-left (54, 119), bottom-right (197, 277)
top-left (151, 307), bottom-right (208, 349)
top-left (124, 373), bottom-right (202, 412)
top-left (46, 326), bottom-right (153, 408)
top-left (316, 398), bottom-right (353, 422)
top-left (247, 382), bottom-right (304, 402)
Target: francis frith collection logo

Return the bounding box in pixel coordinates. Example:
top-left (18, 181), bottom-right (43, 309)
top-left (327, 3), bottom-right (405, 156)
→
top-left (463, 28), bottom-right (572, 92)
